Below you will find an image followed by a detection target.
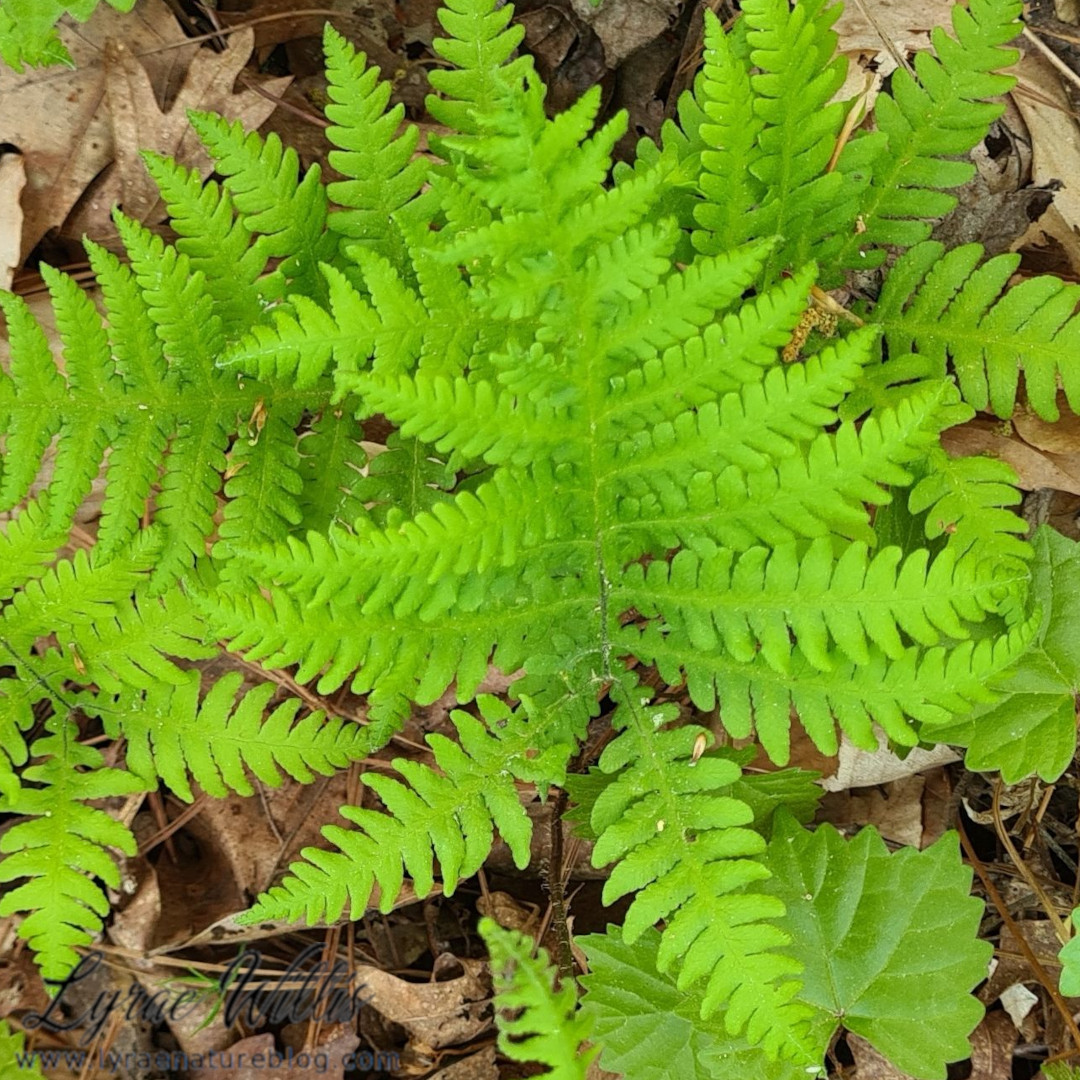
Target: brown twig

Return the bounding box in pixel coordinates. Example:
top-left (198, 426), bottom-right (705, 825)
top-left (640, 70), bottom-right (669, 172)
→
top-left (957, 810), bottom-right (1080, 1054)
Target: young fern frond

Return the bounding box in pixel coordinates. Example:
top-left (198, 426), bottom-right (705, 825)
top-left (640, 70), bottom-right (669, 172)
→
top-left (480, 918), bottom-right (597, 1080)
top-left (0, 714), bottom-right (144, 983)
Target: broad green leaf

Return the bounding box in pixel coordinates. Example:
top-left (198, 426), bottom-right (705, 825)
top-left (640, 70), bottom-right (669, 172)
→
top-left (579, 926), bottom-right (834, 1080)
top-left (762, 813), bottom-right (991, 1080)
top-left (1058, 909), bottom-right (1080, 997)
top-left (962, 526), bottom-right (1080, 782)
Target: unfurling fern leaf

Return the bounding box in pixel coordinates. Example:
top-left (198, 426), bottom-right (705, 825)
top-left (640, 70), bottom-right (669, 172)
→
top-left (480, 917), bottom-right (596, 1080)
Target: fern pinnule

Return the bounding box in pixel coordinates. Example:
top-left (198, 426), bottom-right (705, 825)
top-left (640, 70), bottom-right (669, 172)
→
top-left (480, 918), bottom-right (596, 1080)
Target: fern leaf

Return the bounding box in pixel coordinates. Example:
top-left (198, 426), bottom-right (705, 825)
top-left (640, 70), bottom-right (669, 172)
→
top-left (241, 697), bottom-right (570, 924)
top-left (426, 0), bottom-right (531, 134)
top-left (220, 264), bottom-right (376, 391)
top-left (140, 151), bottom-right (267, 336)
top-left (632, 607), bottom-right (1038, 764)
top-left (833, 0), bottom-right (1022, 267)
top-left (350, 431), bottom-right (455, 527)
top-left (187, 111), bottom-right (336, 301)
top-left (322, 25), bottom-right (428, 261)
top-left (0, 714), bottom-right (144, 983)
top-left (586, 682), bottom-right (817, 1057)
top-left (872, 240), bottom-right (1080, 420)
top-left (87, 669), bottom-right (376, 802)
top-left (480, 917), bottom-right (596, 1079)
top-left (623, 539), bottom-right (1003, 677)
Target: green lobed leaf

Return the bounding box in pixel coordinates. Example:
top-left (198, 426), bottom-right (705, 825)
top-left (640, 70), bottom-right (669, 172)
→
top-left (761, 813), bottom-right (992, 1080)
top-left (953, 526), bottom-right (1080, 783)
top-left (578, 925), bottom-right (834, 1080)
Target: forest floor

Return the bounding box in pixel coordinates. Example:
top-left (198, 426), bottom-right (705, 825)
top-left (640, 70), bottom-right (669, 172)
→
top-left (5, 0), bottom-right (1080, 1077)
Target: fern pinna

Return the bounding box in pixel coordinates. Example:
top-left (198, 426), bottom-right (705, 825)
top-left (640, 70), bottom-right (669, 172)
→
top-left (0, 0), bottom-right (1066, 1074)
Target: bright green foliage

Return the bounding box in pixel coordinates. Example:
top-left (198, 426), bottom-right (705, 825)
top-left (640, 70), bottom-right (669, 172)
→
top-left (0, 713), bottom-right (145, 982)
top-left (579, 928), bottom-right (835, 1080)
top-left (0, 1019), bottom-right (44, 1078)
top-left (244, 696), bottom-right (570, 925)
top-left (81, 669), bottom-right (377, 802)
top-left (581, 692), bottom-right (813, 1055)
top-left (0, 0), bottom-right (1064, 1068)
top-left (0, 0), bottom-right (134, 70)
top-left (1059, 909), bottom-right (1080, 997)
top-left (479, 918), bottom-right (596, 1079)
top-left (936, 527), bottom-right (1080, 783)
top-left (761, 813), bottom-right (992, 1080)
top-left (872, 242), bottom-right (1080, 420)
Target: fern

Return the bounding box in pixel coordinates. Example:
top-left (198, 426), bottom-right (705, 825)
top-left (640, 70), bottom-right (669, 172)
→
top-left (0, 713), bottom-right (145, 982)
top-left (479, 917), bottom-right (596, 1079)
top-left (0, 0), bottom-right (1066, 1071)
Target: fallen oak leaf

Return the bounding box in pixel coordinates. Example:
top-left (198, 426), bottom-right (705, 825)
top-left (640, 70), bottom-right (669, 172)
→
top-left (100, 27), bottom-right (290, 226)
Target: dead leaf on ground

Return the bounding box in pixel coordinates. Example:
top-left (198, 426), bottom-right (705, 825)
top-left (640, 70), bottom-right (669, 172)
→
top-left (1011, 48), bottom-right (1080, 275)
top-left (821, 773), bottom-right (931, 848)
top-left (567, 0), bottom-right (680, 68)
top-left (970, 1010), bottom-right (1020, 1076)
top-left (820, 729), bottom-right (960, 793)
top-left (942, 420), bottom-right (1080, 495)
top-left (356, 953), bottom-right (490, 1051)
top-left (0, 0), bottom-right (199, 260)
top-left (188, 1029), bottom-right (358, 1080)
top-left (0, 154), bottom-right (26, 290)
top-left (429, 1046), bottom-right (498, 1080)
top-left (68, 26), bottom-right (289, 243)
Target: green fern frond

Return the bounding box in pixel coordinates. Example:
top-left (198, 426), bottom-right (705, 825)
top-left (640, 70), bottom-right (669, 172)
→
top-left (187, 111), bottom-right (336, 301)
top-left (0, 713), bottom-right (144, 983)
top-left (241, 696), bottom-right (571, 924)
top-left (140, 152), bottom-right (267, 337)
top-left (426, 0), bottom-right (532, 134)
top-left (586, 682), bottom-right (818, 1058)
top-left (871, 241), bottom-right (1080, 420)
top-left (480, 918), bottom-right (596, 1080)
top-left (322, 25), bottom-right (428, 263)
top-left (84, 669), bottom-right (375, 802)
top-left (832, 0), bottom-right (1022, 268)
